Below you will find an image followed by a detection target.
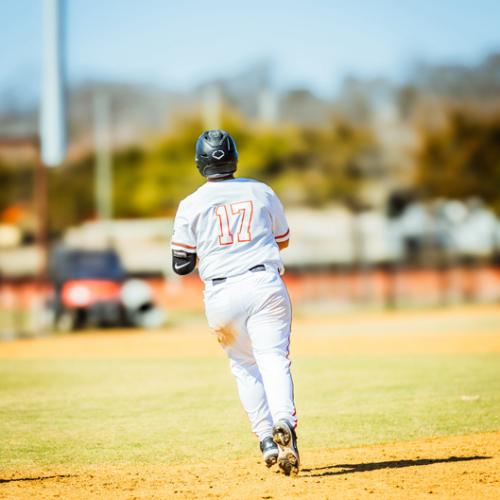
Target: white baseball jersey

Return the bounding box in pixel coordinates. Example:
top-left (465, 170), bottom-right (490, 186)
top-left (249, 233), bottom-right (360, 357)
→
top-left (171, 178), bottom-right (290, 281)
top-left (172, 176), bottom-right (297, 442)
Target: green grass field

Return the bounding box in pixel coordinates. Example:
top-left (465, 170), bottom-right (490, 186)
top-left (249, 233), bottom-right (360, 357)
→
top-left (1, 352), bottom-right (499, 468)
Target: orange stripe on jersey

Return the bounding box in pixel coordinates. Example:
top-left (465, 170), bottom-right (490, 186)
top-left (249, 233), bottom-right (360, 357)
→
top-left (274, 229), bottom-right (290, 240)
top-left (171, 241), bottom-right (196, 250)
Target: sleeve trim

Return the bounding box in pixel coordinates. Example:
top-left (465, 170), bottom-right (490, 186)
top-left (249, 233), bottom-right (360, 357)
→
top-left (274, 228), bottom-right (290, 241)
top-left (171, 241), bottom-right (196, 251)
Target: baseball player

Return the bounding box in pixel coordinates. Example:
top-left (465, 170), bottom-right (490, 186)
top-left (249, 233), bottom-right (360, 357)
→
top-left (171, 130), bottom-right (299, 475)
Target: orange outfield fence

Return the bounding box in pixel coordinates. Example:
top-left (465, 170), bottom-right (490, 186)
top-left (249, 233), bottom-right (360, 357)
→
top-left (1, 266), bottom-right (499, 322)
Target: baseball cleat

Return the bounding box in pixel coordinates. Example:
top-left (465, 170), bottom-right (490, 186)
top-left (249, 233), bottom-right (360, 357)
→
top-left (272, 420), bottom-right (300, 476)
top-left (260, 436), bottom-right (279, 468)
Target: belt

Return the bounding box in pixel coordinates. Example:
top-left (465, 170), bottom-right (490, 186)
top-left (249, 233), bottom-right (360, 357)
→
top-left (212, 264), bottom-right (266, 285)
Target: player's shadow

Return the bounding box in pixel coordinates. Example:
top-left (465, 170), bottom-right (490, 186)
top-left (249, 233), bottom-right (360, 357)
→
top-left (0, 474), bottom-right (72, 484)
top-left (301, 455), bottom-right (491, 477)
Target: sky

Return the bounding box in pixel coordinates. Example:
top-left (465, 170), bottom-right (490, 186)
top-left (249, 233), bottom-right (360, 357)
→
top-left (1, 0), bottom-right (500, 101)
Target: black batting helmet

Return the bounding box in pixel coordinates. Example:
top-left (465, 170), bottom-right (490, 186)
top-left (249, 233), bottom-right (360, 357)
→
top-left (195, 130), bottom-right (238, 178)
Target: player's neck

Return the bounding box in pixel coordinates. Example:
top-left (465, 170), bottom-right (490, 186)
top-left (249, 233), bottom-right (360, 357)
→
top-left (207, 175), bottom-right (235, 183)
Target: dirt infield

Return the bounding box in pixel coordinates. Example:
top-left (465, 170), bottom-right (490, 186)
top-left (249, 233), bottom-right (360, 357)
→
top-left (1, 305), bottom-right (499, 499)
top-left (1, 432), bottom-right (499, 499)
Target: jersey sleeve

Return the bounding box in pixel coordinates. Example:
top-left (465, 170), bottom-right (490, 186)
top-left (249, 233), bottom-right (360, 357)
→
top-left (268, 189), bottom-right (290, 243)
top-left (171, 200), bottom-right (197, 254)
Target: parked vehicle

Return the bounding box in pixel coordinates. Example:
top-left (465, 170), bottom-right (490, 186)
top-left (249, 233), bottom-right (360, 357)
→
top-left (50, 247), bottom-right (128, 330)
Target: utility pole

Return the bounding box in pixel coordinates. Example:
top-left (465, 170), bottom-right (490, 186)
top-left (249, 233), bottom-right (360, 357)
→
top-left (39, 0), bottom-right (67, 267)
top-left (94, 93), bottom-right (113, 224)
top-left (202, 84), bottom-right (222, 130)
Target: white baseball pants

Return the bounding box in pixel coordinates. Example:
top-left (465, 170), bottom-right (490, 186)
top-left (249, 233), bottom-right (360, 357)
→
top-left (204, 268), bottom-right (296, 441)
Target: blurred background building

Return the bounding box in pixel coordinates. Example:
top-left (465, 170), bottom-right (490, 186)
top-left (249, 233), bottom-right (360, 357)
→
top-left (1, 0), bottom-right (500, 336)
